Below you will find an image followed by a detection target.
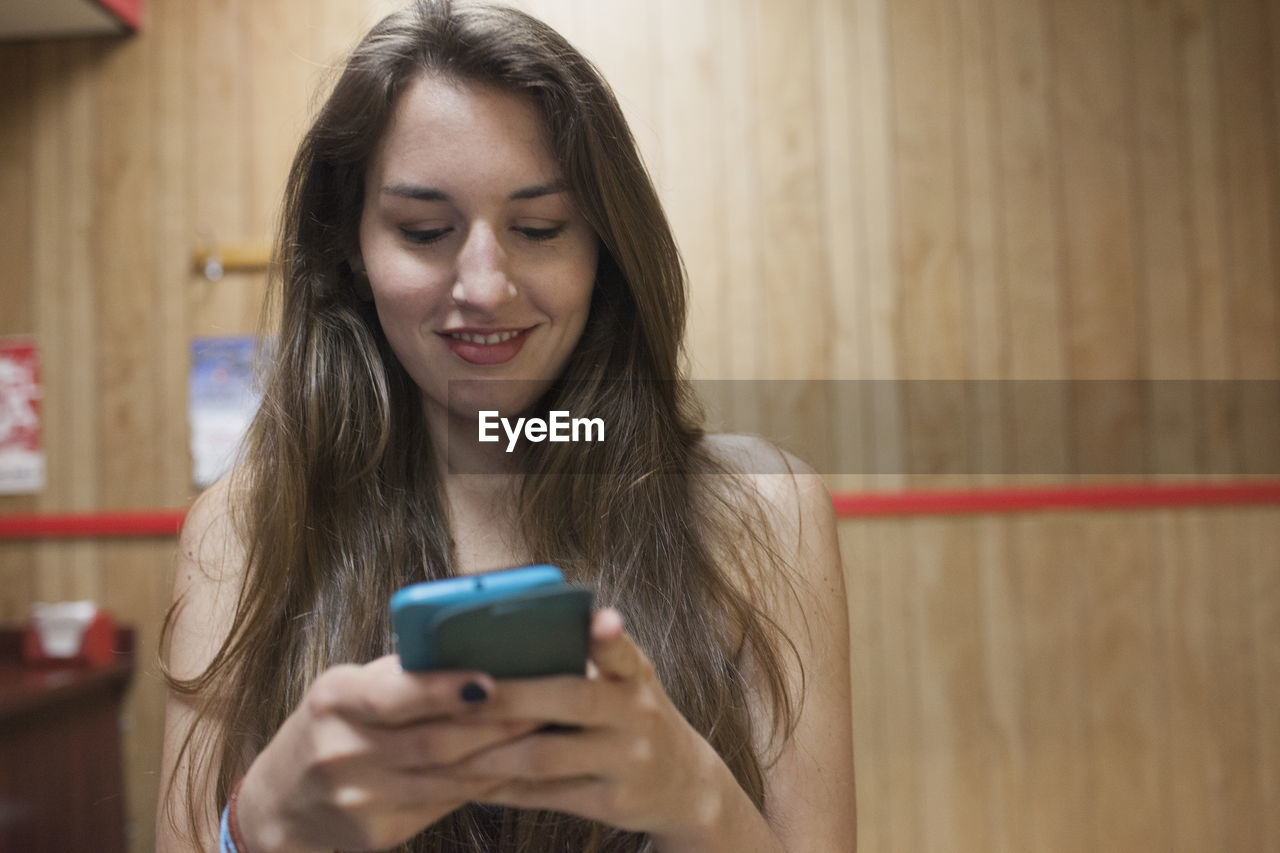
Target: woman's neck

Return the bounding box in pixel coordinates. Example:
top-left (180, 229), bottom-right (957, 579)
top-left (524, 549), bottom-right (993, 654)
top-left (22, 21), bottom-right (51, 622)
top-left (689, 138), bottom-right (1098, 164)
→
top-left (424, 400), bottom-right (529, 575)
top-left (424, 397), bottom-right (524, 477)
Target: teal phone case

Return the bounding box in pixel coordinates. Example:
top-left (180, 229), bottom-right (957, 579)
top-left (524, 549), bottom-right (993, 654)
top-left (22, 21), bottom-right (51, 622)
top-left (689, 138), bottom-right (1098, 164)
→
top-left (391, 566), bottom-right (592, 675)
top-left (430, 586), bottom-right (594, 677)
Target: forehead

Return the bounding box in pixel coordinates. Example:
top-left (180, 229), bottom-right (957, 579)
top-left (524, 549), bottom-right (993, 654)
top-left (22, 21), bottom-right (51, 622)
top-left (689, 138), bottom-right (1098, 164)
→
top-left (368, 74), bottom-right (558, 186)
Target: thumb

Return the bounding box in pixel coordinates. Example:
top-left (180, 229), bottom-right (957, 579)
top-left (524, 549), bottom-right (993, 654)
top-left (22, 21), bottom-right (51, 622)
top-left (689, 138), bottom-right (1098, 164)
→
top-left (589, 607), bottom-right (644, 681)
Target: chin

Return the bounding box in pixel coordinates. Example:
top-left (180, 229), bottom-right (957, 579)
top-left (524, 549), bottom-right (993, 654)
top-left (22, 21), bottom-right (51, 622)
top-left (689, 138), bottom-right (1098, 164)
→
top-left (441, 381), bottom-right (553, 420)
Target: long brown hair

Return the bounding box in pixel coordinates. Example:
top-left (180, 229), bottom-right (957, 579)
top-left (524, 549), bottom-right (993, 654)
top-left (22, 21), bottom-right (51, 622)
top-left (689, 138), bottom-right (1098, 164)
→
top-left (164, 2), bottom-right (801, 850)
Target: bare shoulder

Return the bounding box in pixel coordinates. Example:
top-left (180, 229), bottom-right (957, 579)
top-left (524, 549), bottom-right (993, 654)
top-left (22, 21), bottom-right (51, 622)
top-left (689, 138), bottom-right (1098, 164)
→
top-left (157, 474), bottom-right (250, 850)
top-left (699, 433), bottom-right (837, 573)
top-left (699, 434), bottom-right (856, 848)
top-left (167, 473), bottom-right (248, 680)
top-left (176, 473), bottom-right (245, 582)
top-left (698, 433), bottom-right (841, 642)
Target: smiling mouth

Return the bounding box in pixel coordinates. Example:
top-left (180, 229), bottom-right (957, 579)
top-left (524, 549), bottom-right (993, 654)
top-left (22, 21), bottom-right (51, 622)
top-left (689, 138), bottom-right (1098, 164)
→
top-left (443, 329), bottom-right (526, 344)
top-left (439, 327), bottom-right (534, 366)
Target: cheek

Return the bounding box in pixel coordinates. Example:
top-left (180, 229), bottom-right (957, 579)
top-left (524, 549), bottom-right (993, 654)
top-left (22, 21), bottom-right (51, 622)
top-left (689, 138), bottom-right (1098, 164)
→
top-left (561, 243), bottom-right (599, 319)
top-left (360, 216), bottom-right (436, 306)
top-left (370, 283), bottom-right (424, 335)
top-left (367, 254), bottom-right (449, 316)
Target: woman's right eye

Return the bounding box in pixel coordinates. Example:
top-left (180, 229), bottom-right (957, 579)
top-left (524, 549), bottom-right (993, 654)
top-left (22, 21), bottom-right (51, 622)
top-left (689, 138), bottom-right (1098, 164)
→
top-left (400, 227), bottom-right (451, 245)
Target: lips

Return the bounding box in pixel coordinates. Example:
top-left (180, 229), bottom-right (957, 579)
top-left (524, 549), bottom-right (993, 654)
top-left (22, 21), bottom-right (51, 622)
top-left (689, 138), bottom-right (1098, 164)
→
top-left (439, 327), bottom-right (533, 365)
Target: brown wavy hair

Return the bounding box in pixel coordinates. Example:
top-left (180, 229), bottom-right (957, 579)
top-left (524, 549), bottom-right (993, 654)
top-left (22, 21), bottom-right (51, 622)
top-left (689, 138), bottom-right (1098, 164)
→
top-left (164, 2), bottom-right (801, 850)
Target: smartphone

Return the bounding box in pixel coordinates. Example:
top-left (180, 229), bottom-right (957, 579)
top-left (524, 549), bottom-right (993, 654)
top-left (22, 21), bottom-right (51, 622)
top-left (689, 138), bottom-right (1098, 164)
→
top-left (390, 565), bottom-right (593, 677)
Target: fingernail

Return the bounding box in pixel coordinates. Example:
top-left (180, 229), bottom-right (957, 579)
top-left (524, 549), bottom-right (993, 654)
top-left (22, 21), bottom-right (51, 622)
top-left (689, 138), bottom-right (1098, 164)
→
top-left (460, 682), bottom-right (488, 703)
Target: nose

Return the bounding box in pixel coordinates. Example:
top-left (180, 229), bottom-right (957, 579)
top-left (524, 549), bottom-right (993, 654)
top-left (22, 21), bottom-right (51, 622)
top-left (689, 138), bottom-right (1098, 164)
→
top-left (452, 221), bottom-right (516, 310)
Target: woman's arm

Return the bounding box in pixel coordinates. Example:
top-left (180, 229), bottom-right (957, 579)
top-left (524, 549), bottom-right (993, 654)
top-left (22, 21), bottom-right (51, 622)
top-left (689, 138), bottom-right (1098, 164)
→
top-left (743, 457), bottom-right (857, 851)
top-left (156, 477), bottom-right (247, 851)
top-left (653, 440), bottom-right (856, 850)
top-left (156, 479), bottom-right (537, 853)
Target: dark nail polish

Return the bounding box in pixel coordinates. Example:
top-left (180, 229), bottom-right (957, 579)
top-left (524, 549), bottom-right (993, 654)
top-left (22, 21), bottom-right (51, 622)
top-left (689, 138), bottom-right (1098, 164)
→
top-left (460, 682), bottom-right (488, 703)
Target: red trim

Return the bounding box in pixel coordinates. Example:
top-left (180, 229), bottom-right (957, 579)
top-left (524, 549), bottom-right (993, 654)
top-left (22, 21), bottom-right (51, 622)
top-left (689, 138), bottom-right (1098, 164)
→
top-left (2, 481), bottom-right (1279, 540)
top-left (0, 510), bottom-right (185, 541)
top-left (90, 0), bottom-right (143, 31)
top-left (830, 480), bottom-right (1280, 517)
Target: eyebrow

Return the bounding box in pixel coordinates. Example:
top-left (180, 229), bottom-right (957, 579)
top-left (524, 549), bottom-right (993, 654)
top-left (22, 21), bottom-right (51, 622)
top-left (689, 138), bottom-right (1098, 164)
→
top-left (381, 180), bottom-right (570, 202)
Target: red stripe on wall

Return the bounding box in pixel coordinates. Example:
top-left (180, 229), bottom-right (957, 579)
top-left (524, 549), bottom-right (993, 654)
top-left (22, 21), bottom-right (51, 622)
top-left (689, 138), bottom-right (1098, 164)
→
top-left (2, 481), bottom-right (1279, 540)
top-left (0, 510), bottom-right (185, 540)
top-left (830, 480), bottom-right (1280, 516)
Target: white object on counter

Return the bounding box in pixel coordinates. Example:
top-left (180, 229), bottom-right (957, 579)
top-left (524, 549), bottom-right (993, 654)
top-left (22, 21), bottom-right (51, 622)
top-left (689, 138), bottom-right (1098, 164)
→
top-left (30, 601), bottom-right (100, 658)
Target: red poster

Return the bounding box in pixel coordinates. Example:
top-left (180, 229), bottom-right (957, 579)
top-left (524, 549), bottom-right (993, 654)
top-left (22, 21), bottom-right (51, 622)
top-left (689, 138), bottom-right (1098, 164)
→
top-left (0, 337), bottom-right (44, 494)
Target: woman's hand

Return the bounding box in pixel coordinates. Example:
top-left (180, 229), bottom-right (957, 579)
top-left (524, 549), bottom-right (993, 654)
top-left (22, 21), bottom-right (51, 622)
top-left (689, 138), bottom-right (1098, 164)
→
top-left (447, 608), bottom-right (775, 850)
top-left (234, 657), bottom-right (538, 853)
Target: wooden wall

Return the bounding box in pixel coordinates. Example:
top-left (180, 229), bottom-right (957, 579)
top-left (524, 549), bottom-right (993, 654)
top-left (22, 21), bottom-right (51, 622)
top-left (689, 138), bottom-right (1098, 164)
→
top-left (0, 0), bottom-right (1275, 850)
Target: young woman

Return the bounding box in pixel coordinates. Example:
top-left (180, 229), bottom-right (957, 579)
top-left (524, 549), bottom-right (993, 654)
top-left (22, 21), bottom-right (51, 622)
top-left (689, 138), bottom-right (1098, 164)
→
top-left (158, 2), bottom-right (855, 851)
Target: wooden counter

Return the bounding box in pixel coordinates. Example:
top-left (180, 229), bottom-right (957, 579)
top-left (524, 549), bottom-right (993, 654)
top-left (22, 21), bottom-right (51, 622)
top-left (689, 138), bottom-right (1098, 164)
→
top-left (0, 628), bottom-right (133, 853)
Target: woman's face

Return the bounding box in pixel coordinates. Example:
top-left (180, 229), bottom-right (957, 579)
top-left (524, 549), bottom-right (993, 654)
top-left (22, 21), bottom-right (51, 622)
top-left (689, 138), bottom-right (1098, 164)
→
top-left (359, 74), bottom-right (598, 431)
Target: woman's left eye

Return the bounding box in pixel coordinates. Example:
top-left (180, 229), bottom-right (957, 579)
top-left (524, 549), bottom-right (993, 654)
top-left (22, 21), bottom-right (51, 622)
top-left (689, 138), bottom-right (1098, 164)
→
top-left (400, 227), bottom-right (451, 245)
top-left (515, 225), bottom-right (564, 241)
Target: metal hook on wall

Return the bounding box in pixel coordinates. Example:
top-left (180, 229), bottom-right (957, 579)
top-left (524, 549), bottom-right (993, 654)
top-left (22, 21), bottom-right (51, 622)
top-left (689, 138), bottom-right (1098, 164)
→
top-left (192, 231), bottom-right (271, 281)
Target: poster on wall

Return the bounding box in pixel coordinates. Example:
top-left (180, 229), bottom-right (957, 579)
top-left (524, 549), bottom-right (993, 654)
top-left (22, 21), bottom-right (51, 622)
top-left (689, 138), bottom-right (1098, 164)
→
top-left (189, 336), bottom-right (263, 489)
top-left (0, 337), bottom-right (45, 494)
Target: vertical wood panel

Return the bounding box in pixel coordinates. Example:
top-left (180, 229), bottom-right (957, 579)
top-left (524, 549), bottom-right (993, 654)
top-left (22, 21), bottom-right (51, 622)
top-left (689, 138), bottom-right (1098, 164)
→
top-left (1248, 509), bottom-right (1280, 847)
top-left (851, 0), bottom-right (901, 376)
top-left (1157, 512), bottom-right (1219, 853)
top-left (991, 0), bottom-right (1069, 480)
top-left (888, 0), bottom-right (964, 379)
top-left (1013, 517), bottom-right (1090, 853)
top-left (151, 0), bottom-right (195, 507)
top-left (911, 521), bottom-right (992, 853)
top-left (712, 0), bottom-right (764, 385)
top-left (1079, 515), bottom-right (1167, 851)
top-left (94, 41), bottom-right (164, 848)
top-left (813, 0), bottom-right (866, 490)
top-left (974, 520), bottom-right (1025, 853)
top-left (1176, 0), bottom-right (1231, 378)
top-left (1050, 0), bottom-right (1140, 379)
top-left (1132, 0), bottom-right (1194, 380)
top-left (243, 0), bottom-right (316, 268)
top-left (96, 36), bottom-right (157, 507)
top-left (955, 0), bottom-right (1008, 480)
top-left (189, 0), bottom-right (259, 338)
top-left (1050, 0), bottom-right (1146, 482)
top-left (849, 0), bottom-right (904, 487)
top-left (570, 0), bottom-right (658, 179)
top-left (814, 0), bottom-right (860, 382)
top-left (888, 0), bottom-right (970, 486)
top-left (752, 0), bottom-right (829, 379)
top-left (1132, 0), bottom-right (1200, 481)
top-left (1177, 0), bottom-right (1240, 487)
top-left (656, 0), bottom-right (722, 378)
top-left (1209, 512), bottom-right (1265, 851)
top-left (1217, 0), bottom-right (1280, 480)
top-left (956, 0), bottom-right (1001, 380)
top-left (874, 520), bottom-right (925, 852)
top-left (1218, 0), bottom-right (1280, 380)
top-left (0, 47), bottom-right (34, 338)
top-left (992, 0), bottom-right (1063, 380)
top-left (0, 45), bottom-right (38, 623)
top-left (704, 0), bottom-right (769, 461)
top-left (32, 41), bottom-right (103, 604)
top-left (753, 0), bottom-right (836, 460)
